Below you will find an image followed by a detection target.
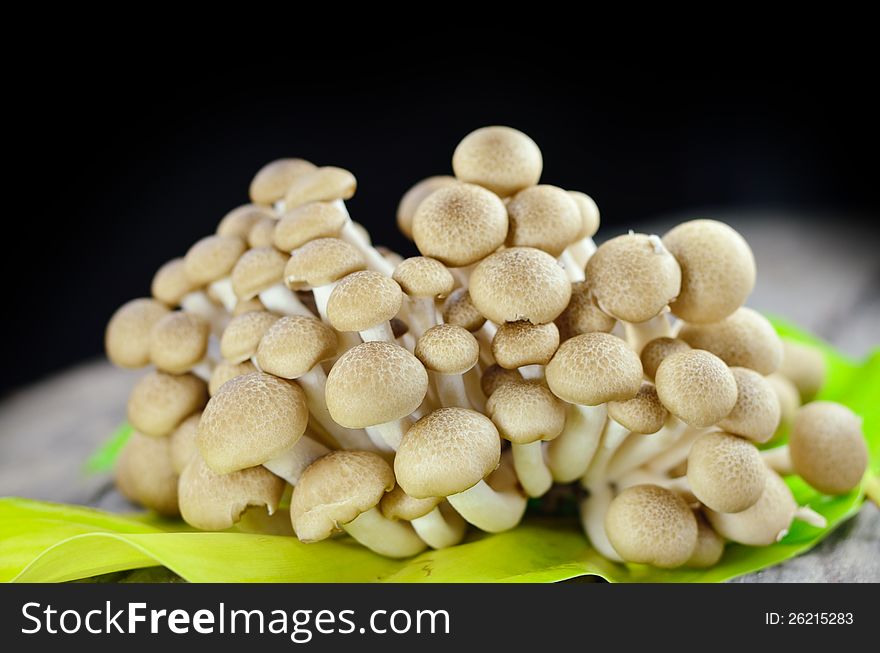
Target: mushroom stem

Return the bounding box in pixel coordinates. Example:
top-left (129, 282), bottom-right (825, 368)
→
top-left (310, 283), bottom-right (336, 321)
top-left (449, 264), bottom-right (477, 288)
top-left (297, 366), bottom-right (377, 451)
top-left (342, 506), bottom-right (427, 558)
top-left (367, 416), bottom-right (413, 451)
top-left (581, 418), bottom-right (631, 487)
top-left (208, 277), bottom-right (237, 312)
top-left (605, 418), bottom-right (688, 480)
top-left (335, 202), bottom-right (396, 276)
top-left (512, 441), bottom-right (553, 497)
top-left (568, 237), bottom-right (597, 270)
top-left (360, 321), bottom-right (396, 343)
top-left (623, 313), bottom-right (672, 354)
top-left (263, 434), bottom-right (330, 485)
top-left (476, 326), bottom-right (496, 367)
top-left (793, 505), bottom-right (827, 529)
top-left (519, 364), bottom-right (544, 380)
top-left (259, 283), bottom-right (313, 317)
top-left (579, 484), bottom-right (623, 562)
top-left (432, 371), bottom-right (472, 408)
top-left (190, 358), bottom-right (215, 383)
top-left (181, 291), bottom-right (227, 334)
top-left (547, 403), bottom-right (607, 482)
top-left (559, 249), bottom-right (586, 282)
top-left (411, 503), bottom-right (467, 549)
top-left (645, 426), bottom-right (707, 474)
top-left (405, 296), bottom-right (439, 339)
top-left (463, 367), bottom-right (486, 413)
top-left (761, 445), bottom-right (794, 475)
top-left (447, 479), bottom-right (527, 533)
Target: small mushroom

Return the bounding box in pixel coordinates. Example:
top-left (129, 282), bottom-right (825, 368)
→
top-left (380, 486), bottom-right (466, 549)
top-left (554, 281), bottom-right (616, 342)
top-left (393, 256), bottom-right (455, 339)
top-left (654, 349), bottom-right (738, 427)
top-left (115, 430), bottom-right (179, 516)
top-left (246, 214), bottom-right (277, 249)
top-left (217, 204), bottom-right (274, 240)
top-left (415, 325), bottom-right (480, 408)
top-left (766, 372), bottom-right (801, 441)
top-left (718, 367), bottom-right (781, 443)
top-left (273, 200), bottom-right (348, 252)
top-left (480, 364), bottom-right (524, 398)
top-left (687, 512), bottom-right (726, 568)
top-left (169, 412), bottom-right (201, 474)
top-left (327, 271), bottom-right (403, 343)
top-left (127, 370), bottom-right (207, 437)
top-left (231, 296), bottom-right (265, 316)
top-left (779, 341), bottom-right (827, 402)
top-left (151, 259), bottom-right (194, 308)
top-left (686, 431), bottom-right (765, 513)
top-left (639, 337), bottom-right (692, 381)
top-left (451, 125), bottom-right (542, 197)
top-left (506, 185), bottom-right (583, 270)
top-left (283, 166), bottom-right (356, 210)
top-left (105, 298), bottom-right (170, 368)
top-left (491, 320), bottom-right (559, 379)
top-left (220, 310), bottom-right (279, 364)
top-left (249, 158), bottom-right (317, 206)
top-left (442, 288), bottom-right (486, 333)
top-left (284, 237), bottom-right (367, 322)
top-left (149, 310), bottom-right (211, 378)
top-left (564, 191), bottom-right (601, 269)
top-left (183, 234), bottom-right (246, 312)
top-left (396, 175), bottom-right (458, 240)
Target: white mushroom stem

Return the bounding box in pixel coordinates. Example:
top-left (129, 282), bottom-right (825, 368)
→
top-left (793, 505), bottom-right (827, 529)
top-left (190, 357), bottom-right (215, 383)
top-left (359, 321), bottom-right (396, 343)
top-left (334, 201), bottom-right (396, 276)
top-left (476, 323), bottom-right (497, 367)
top-left (604, 418), bottom-right (688, 480)
top-left (366, 416), bottom-right (414, 451)
top-left (449, 264), bottom-right (477, 288)
top-left (512, 441), bottom-right (553, 497)
top-left (263, 434), bottom-right (330, 485)
top-left (402, 296), bottom-right (439, 340)
top-left (519, 364), bottom-right (544, 380)
top-left (547, 403), bottom-right (607, 482)
top-left (432, 371), bottom-right (472, 408)
top-left (447, 479), bottom-right (527, 533)
top-left (181, 291), bottom-right (228, 334)
top-left (623, 313), bottom-right (672, 354)
top-left (342, 507), bottom-right (426, 558)
top-left (463, 367), bottom-right (486, 413)
top-left (296, 365), bottom-right (377, 452)
top-left (579, 484), bottom-right (622, 562)
top-left (581, 418), bottom-right (632, 487)
top-left (761, 445), bottom-right (794, 475)
top-left (645, 426), bottom-right (709, 474)
top-left (559, 249), bottom-right (586, 282)
top-left (310, 283), bottom-right (336, 321)
top-left (208, 277), bottom-right (237, 312)
top-left (568, 236), bottom-right (597, 270)
top-left (258, 283), bottom-right (313, 317)
top-left (411, 503), bottom-right (467, 549)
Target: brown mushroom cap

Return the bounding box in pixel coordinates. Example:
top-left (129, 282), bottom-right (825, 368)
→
top-left (220, 310), bottom-right (279, 363)
top-left (208, 360), bottom-right (257, 396)
top-left (151, 259), bottom-right (193, 307)
top-left (480, 364), bottom-right (524, 398)
top-left (198, 372), bottom-right (308, 474)
top-left (291, 451), bottom-right (394, 542)
top-left (568, 191), bottom-right (600, 239)
top-left (687, 431), bottom-right (765, 513)
top-left (640, 337), bottom-right (692, 381)
top-left (790, 401), bottom-right (868, 495)
top-left (678, 307), bottom-right (783, 375)
top-left (415, 324), bottom-right (480, 374)
top-left (654, 350), bottom-right (738, 427)
top-left (325, 341), bottom-right (428, 428)
top-left (247, 216), bottom-right (277, 249)
top-left (284, 238), bottom-right (366, 289)
top-left (115, 430), bottom-right (179, 516)
top-left (273, 201), bottom-right (348, 252)
top-left (442, 288), bottom-right (487, 332)
top-left (327, 271), bottom-right (403, 332)
top-left (586, 233), bottom-right (681, 323)
top-left (230, 247), bottom-right (287, 300)
top-left (486, 380), bottom-right (565, 444)
top-left (392, 256), bottom-right (455, 300)
top-left (217, 204), bottom-right (275, 239)
top-left (169, 413), bottom-right (202, 475)
top-left (256, 315), bottom-right (338, 378)
top-left (687, 512), bottom-right (725, 568)
top-left (249, 158), bottom-right (317, 205)
top-left (397, 176), bottom-right (458, 240)
top-left (127, 371), bottom-right (207, 437)
top-left (283, 166), bottom-right (357, 209)
top-left (605, 484), bottom-right (698, 568)
top-left (779, 341), bottom-right (827, 402)
top-left (766, 372), bottom-right (800, 435)
top-left (412, 182), bottom-right (508, 267)
top-left (607, 382), bottom-right (668, 434)
top-left (105, 298), bottom-right (170, 368)
top-left (505, 185), bottom-right (582, 256)
top-left (662, 219), bottom-right (756, 324)
top-left (380, 485), bottom-right (442, 521)
top-left (184, 235), bottom-right (246, 286)
top-left (232, 297), bottom-right (266, 316)
top-left (149, 311), bottom-right (210, 374)
top-left (470, 247), bottom-right (572, 324)
top-left (451, 126), bottom-right (542, 197)
top-left (545, 332), bottom-right (643, 406)
top-left (492, 321), bottom-right (560, 369)
top-left (718, 367), bottom-right (781, 443)
top-left (554, 281), bottom-right (616, 341)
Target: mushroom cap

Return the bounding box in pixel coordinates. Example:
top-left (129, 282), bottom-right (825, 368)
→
top-left (232, 297), bottom-right (265, 316)
top-left (169, 413), bottom-right (202, 475)
top-left (256, 315), bottom-right (338, 378)
top-left (220, 310), bottom-right (279, 363)
top-left (554, 281), bottom-right (616, 341)
top-left (149, 311), bottom-right (210, 374)
top-left (766, 372), bottom-right (801, 435)
top-left (115, 430), bottom-right (179, 516)
top-left (325, 341), bottom-right (428, 428)
top-left (607, 382), bottom-right (668, 434)
top-left (687, 512), bottom-right (725, 568)
top-left (231, 247), bottom-right (287, 300)
top-left (486, 380), bottom-right (565, 444)
top-left (442, 288), bottom-right (487, 332)
top-left (380, 485), bottom-right (442, 521)
top-left (480, 364), bottom-right (524, 398)
top-left (586, 233), bottom-right (682, 323)
top-left (127, 371), bottom-right (207, 437)
top-left (412, 182), bottom-right (508, 266)
top-left (326, 271), bottom-right (403, 332)
top-left (397, 175), bottom-right (459, 240)
top-left (415, 324), bottom-right (480, 374)
top-left (640, 337), bottom-right (691, 381)
top-left (662, 219), bottom-right (756, 324)
top-left (273, 201), bottom-right (347, 252)
top-left (247, 216), bottom-right (277, 249)
top-left (151, 258), bottom-right (193, 307)
top-left (184, 235), bottom-right (246, 286)
top-left (505, 185), bottom-right (583, 256)
top-left (395, 408), bottom-right (501, 498)
top-left (605, 484), bottom-right (698, 568)
top-left (291, 451), bottom-right (394, 542)
top-left (469, 247), bottom-right (572, 324)
top-left (687, 431), bottom-right (765, 513)
top-left (568, 191), bottom-right (600, 239)
top-left (249, 158), bottom-right (317, 205)
top-left (179, 454), bottom-right (285, 531)
top-left (392, 256), bottom-right (455, 299)
top-left (284, 238), bottom-right (366, 289)
top-left (198, 372), bottom-right (308, 473)
top-left (208, 360), bottom-right (257, 396)
top-left (779, 341), bottom-right (827, 402)
top-left (105, 298), bottom-right (170, 368)
top-left (284, 166), bottom-right (357, 209)
top-left (545, 332), bottom-right (643, 406)
top-left (655, 350), bottom-right (738, 427)
top-left (790, 401), bottom-right (868, 495)
top-left (718, 367), bottom-right (781, 443)
top-left (217, 204), bottom-right (274, 239)
top-left (451, 126), bottom-right (542, 197)
top-left (492, 321), bottom-right (560, 369)
top-left (678, 307), bottom-right (783, 375)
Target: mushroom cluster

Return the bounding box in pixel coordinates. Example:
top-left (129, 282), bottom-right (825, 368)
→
top-left (105, 126), bottom-right (869, 566)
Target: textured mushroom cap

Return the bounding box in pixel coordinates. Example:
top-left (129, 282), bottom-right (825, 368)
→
top-left (470, 247), bottom-right (572, 324)
top-left (442, 288), bottom-right (487, 332)
top-left (169, 412), bottom-right (201, 474)
top-left (568, 191), bottom-right (600, 239)
top-left (451, 126), bottom-right (542, 197)
top-left (706, 466), bottom-right (795, 546)
top-left (327, 271), bottom-right (403, 332)
top-left (640, 337), bottom-right (692, 381)
top-left (273, 201), bottom-right (347, 252)
top-left (115, 431), bottom-right (179, 516)
top-left (486, 381), bottom-right (565, 444)
top-left (480, 364), bottom-right (524, 398)
top-left (151, 259), bottom-right (193, 307)
top-left (380, 485), bottom-right (442, 521)
top-left (249, 158), bottom-right (317, 205)
top-left (284, 238), bottom-right (366, 289)
top-left (415, 324), bottom-right (480, 374)
top-left (106, 298), bottom-right (170, 368)
top-left (654, 350), bottom-right (737, 427)
top-left (284, 166), bottom-right (357, 209)
top-left (291, 451), bottom-right (394, 541)
top-left (325, 342), bottom-right (428, 428)
top-left (586, 233), bottom-right (682, 323)
top-left (198, 372), bottom-right (308, 473)
top-left (231, 247), bottom-right (287, 300)
top-left (412, 183), bottom-right (508, 266)
top-left (397, 176), bottom-right (458, 240)
top-left (179, 454), bottom-right (285, 531)
top-left (766, 373), bottom-right (801, 435)
top-left (554, 281), bottom-right (616, 341)
top-left (492, 321), bottom-right (560, 369)
top-left (779, 341), bottom-right (827, 402)
top-left (545, 332), bottom-right (643, 406)
top-left (607, 383), bottom-right (668, 434)
top-left (605, 485), bottom-right (698, 568)
top-left (184, 235), bottom-right (246, 286)
top-left (149, 311), bottom-right (210, 375)
top-left (663, 219), bottom-right (756, 324)
top-left (687, 431), bottom-right (765, 513)
top-left (687, 513), bottom-right (725, 568)
top-left (392, 256), bottom-right (455, 299)
top-left (718, 367), bottom-right (781, 443)
top-left (790, 401), bottom-right (867, 495)
top-left (232, 297), bottom-right (265, 316)
top-left (208, 360), bottom-right (257, 396)
top-left (678, 307), bottom-right (783, 375)
top-left (217, 204), bottom-right (274, 239)
top-left (505, 185), bottom-right (583, 256)
top-left (395, 408), bottom-right (501, 498)
top-left (247, 216), bottom-right (277, 249)
top-left (256, 315), bottom-right (338, 378)
top-left (220, 311), bottom-right (279, 364)
top-left (127, 371), bottom-right (207, 437)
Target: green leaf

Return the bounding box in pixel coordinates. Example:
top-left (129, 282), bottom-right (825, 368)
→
top-left (84, 422), bottom-right (133, 473)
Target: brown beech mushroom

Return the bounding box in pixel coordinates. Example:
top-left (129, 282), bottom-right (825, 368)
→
top-left (282, 165), bottom-right (356, 210)
top-left (687, 512), bottom-right (726, 568)
top-left (380, 486), bottom-right (466, 549)
top-left (246, 215), bottom-right (277, 249)
top-left (183, 234), bottom-right (246, 313)
top-left (766, 372), bottom-right (801, 441)
top-left (480, 364), bottom-right (524, 398)
top-left (491, 321), bottom-right (559, 379)
top-left (151, 259), bottom-right (194, 309)
top-left (718, 367), bottom-right (782, 443)
top-left (687, 431), bottom-right (765, 513)
top-left (115, 430), bottom-right (179, 516)
top-left (273, 200), bottom-right (348, 252)
top-left (149, 311), bottom-right (211, 379)
top-left (779, 341), bottom-right (827, 402)
top-left (232, 297), bottom-right (265, 316)
top-left (393, 256), bottom-right (455, 339)
top-left (230, 246), bottom-right (312, 318)
top-left (169, 413), bottom-right (201, 474)
top-left (284, 237), bottom-right (367, 322)
top-left (249, 158), bottom-right (317, 206)
top-left (216, 204), bottom-right (275, 240)
top-left (127, 371), bottom-right (207, 437)
top-left (639, 337), bottom-right (691, 382)
top-left (327, 271), bottom-right (403, 343)
top-left (396, 175), bottom-right (458, 240)
top-left (451, 125), bottom-right (542, 197)
top-left (654, 350), bottom-right (738, 428)
top-left (415, 325), bottom-right (480, 408)
top-left (209, 360), bottom-right (257, 396)
top-left (554, 281), bottom-right (616, 342)
top-left (565, 191), bottom-right (601, 269)
top-left (105, 298), bottom-right (170, 368)
top-left (220, 310), bottom-right (279, 364)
